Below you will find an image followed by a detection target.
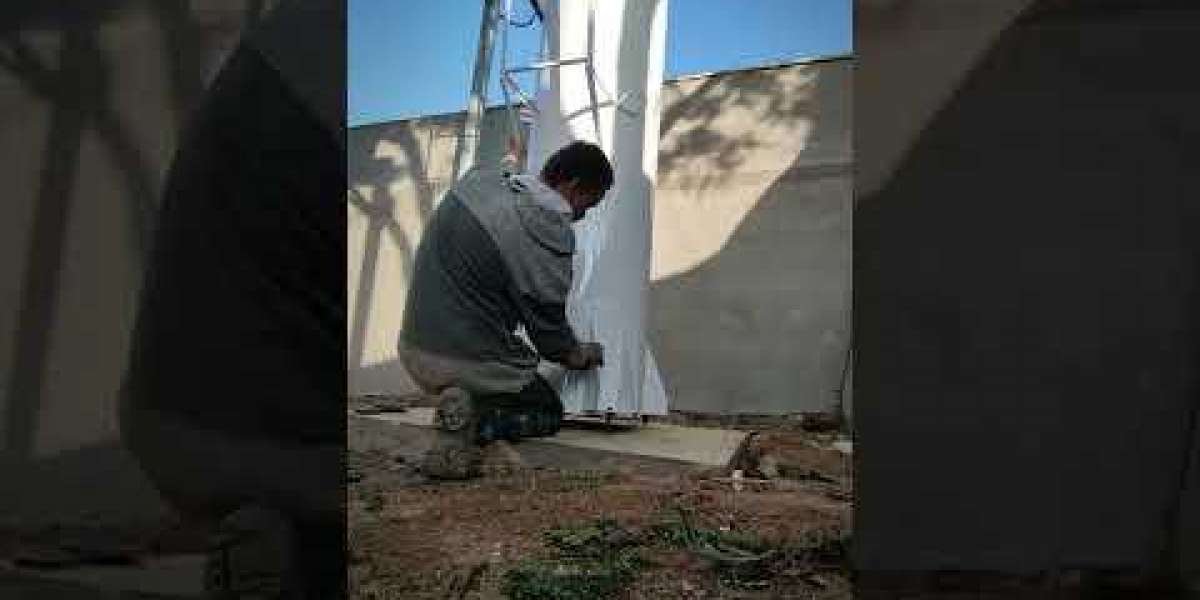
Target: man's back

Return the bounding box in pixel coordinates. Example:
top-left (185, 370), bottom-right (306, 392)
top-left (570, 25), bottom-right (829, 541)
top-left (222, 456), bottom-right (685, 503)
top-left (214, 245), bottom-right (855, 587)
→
top-left (400, 168), bottom-right (578, 391)
top-left (403, 142), bottom-right (612, 479)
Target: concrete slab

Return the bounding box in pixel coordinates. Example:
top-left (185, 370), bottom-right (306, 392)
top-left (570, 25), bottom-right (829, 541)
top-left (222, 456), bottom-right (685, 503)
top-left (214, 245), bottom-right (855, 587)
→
top-left (352, 415), bottom-right (700, 480)
top-left (548, 424), bottom-right (745, 467)
top-left (2, 554), bottom-right (205, 598)
top-left (355, 408), bottom-right (747, 468)
top-left (365, 406), bottom-right (435, 428)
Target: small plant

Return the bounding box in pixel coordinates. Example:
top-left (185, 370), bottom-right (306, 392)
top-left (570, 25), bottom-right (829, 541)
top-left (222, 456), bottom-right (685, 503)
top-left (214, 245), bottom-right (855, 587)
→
top-left (649, 505), bottom-right (771, 555)
top-left (359, 487), bottom-right (386, 513)
top-left (502, 519), bottom-right (645, 599)
top-left (547, 469), bottom-right (614, 492)
top-left (502, 551), bottom-right (642, 600)
top-left (647, 504), bottom-right (786, 591)
top-left (544, 518), bottom-right (636, 558)
top-left (795, 525), bottom-right (851, 568)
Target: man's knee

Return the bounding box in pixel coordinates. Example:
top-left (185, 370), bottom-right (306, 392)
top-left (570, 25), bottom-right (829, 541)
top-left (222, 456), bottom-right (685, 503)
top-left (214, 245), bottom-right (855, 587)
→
top-left (399, 352), bottom-right (451, 397)
top-left (120, 401), bottom-right (233, 522)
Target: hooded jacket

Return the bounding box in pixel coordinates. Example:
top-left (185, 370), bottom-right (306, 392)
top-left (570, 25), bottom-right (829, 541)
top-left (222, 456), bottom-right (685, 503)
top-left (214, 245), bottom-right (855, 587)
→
top-left (399, 167), bottom-right (580, 394)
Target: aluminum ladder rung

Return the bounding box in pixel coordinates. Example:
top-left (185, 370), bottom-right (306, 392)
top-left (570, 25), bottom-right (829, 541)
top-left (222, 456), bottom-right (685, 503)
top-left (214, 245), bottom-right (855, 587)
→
top-left (504, 56), bottom-right (589, 74)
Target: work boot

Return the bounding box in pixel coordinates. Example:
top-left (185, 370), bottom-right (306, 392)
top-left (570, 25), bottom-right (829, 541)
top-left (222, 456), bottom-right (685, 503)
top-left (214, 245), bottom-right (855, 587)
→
top-left (420, 387), bottom-right (485, 480)
top-left (203, 505), bottom-right (300, 599)
top-left (482, 376), bottom-right (564, 440)
top-left (530, 393), bottom-right (563, 438)
top-left (476, 394), bottom-right (535, 442)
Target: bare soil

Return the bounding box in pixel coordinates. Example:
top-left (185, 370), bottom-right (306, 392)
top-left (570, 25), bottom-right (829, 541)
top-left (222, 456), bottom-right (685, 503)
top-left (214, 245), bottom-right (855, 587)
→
top-left (348, 414), bottom-right (853, 599)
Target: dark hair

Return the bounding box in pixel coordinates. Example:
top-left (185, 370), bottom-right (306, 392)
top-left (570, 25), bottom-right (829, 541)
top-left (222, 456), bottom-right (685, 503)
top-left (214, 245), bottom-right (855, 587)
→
top-left (539, 141), bottom-right (614, 192)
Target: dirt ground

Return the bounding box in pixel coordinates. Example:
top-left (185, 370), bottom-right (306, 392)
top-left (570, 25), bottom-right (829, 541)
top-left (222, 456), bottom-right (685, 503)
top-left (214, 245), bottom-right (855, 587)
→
top-left (348, 414), bottom-right (854, 599)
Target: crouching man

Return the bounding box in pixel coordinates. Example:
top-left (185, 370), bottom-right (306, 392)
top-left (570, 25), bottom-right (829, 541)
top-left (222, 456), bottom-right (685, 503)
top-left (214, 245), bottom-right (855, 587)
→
top-left (399, 141), bottom-right (612, 479)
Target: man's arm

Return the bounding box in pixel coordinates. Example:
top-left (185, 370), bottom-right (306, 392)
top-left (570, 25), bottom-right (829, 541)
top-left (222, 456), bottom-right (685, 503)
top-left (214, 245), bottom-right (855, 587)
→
top-left (510, 243), bottom-right (605, 371)
top-left (562, 342), bottom-right (604, 370)
top-left (504, 185), bottom-right (604, 371)
top-left (515, 282), bottom-right (603, 371)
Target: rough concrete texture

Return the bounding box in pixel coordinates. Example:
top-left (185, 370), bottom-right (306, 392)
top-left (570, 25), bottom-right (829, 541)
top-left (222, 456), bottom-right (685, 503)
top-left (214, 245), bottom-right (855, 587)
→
top-left (2, 555), bottom-right (206, 598)
top-left (855, 0), bottom-right (1200, 579)
top-left (348, 57), bottom-right (854, 416)
top-left (360, 408), bottom-right (748, 468)
top-left (350, 413), bottom-right (705, 483)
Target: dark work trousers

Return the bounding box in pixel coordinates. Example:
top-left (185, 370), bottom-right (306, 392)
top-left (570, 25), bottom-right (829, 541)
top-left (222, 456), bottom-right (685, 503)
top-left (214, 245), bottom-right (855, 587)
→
top-left (475, 373), bottom-right (563, 440)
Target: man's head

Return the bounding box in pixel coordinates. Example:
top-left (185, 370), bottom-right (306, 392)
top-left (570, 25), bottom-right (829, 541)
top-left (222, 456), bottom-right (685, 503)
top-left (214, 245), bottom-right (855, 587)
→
top-left (539, 141), bottom-right (614, 221)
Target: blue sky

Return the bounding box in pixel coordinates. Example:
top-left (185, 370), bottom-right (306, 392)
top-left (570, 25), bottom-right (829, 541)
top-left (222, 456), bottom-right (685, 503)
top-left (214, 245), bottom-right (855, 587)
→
top-left (348, 0), bottom-right (852, 128)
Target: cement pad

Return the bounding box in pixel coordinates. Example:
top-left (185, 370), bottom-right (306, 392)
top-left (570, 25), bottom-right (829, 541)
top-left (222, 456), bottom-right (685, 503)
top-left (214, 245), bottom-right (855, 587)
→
top-left (365, 406), bottom-right (436, 428)
top-left (357, 408), bottom-right (746, 468)
top-left (2, 554), bottom-right (205, 598)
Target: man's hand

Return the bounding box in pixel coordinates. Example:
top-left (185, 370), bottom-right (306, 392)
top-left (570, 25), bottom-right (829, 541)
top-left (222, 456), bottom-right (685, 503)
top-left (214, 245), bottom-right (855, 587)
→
top-left (563, 342), bottom-right (604, 371)
top-left (502, 135), bottom-right (525, 169)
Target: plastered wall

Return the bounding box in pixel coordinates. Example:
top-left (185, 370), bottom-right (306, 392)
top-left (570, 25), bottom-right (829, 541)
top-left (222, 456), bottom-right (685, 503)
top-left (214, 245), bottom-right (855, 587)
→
top-left (348, 57), bottom-right (854, 416)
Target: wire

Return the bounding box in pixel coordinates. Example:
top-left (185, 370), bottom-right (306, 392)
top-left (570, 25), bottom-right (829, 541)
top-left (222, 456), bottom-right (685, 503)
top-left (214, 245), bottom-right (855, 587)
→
top-left (509, 13), bottom-right (537, 28)
top-left (506, 0), bottom-right (541, 28)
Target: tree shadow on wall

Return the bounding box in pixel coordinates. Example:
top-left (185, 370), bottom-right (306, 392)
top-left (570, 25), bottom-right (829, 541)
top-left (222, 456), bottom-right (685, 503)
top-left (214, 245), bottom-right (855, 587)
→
top-left (0, 0), bottom-right (271, 563)
top-left (852, 4), bottom-right (1200, 578)
top-left (345, 119), bottom-right (441, 385)
top-left (582, 2), bottom-right (851, 418)
top-left (655, 59), bottom-right (829, 189)
top-left (1, 1), bottom-right (259, 461)
top-left (647, 59), bottom-right (853, 416)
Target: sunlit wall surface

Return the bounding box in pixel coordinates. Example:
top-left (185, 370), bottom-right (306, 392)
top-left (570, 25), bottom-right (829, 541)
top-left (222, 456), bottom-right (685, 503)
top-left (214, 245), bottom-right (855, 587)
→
top-left (347, 57), bottom-right (853, 416)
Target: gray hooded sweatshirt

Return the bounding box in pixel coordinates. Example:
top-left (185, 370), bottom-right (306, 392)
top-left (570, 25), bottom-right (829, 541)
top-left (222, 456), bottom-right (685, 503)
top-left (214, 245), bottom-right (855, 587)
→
top-left (399, 167), bottom-right (579, 395)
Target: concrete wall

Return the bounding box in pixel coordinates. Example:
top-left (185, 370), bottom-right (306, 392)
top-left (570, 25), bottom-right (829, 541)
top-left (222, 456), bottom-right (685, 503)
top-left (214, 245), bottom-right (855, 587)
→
top-left (347, 57), bottom-right (853, 416)
top-left (0, 1), bottom-right (264, 520)
top-left (855, 0), bottom-right (1200, 578)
